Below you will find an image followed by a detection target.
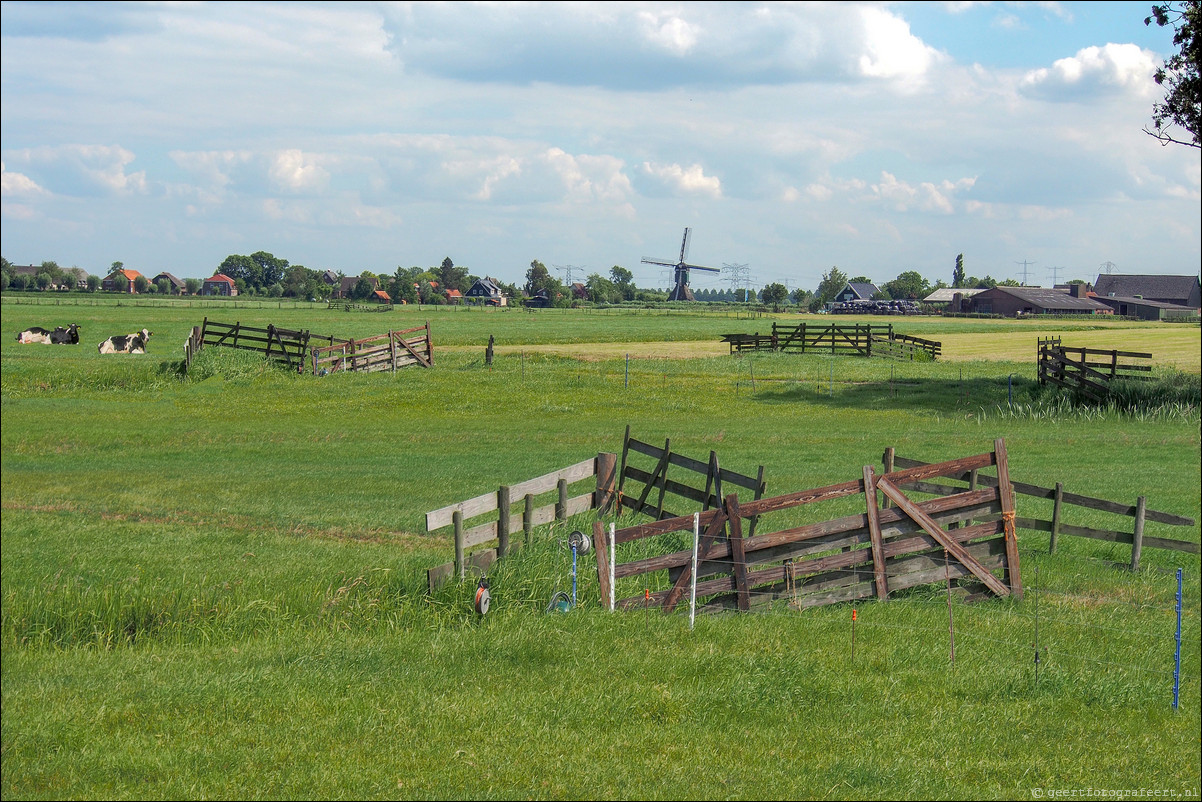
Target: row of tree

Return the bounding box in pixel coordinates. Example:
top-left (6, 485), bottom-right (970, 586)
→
top-left (1, 252), bottom-right (1045, 310)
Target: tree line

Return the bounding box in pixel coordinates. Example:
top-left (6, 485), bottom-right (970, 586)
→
top-left (1, 251), bottom-right (1042, 309)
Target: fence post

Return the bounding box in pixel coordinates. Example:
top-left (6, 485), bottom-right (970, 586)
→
top-left (1050, 482), bottom-right (1063, 554)
top-left (1131, 495), bottom-right (1146, 571)
top-left (556, 478), bottom-right (568, 522)
top-left (453, 510), bottom-right (464, 579)
top-left (523, 493), bottom-right (534, 546)
top-left (882, 447), bottom-right (894, 508)
top-left (498, 486), bottom-right (511, 558)
top-left (595, 452), bottom-right (617, 513)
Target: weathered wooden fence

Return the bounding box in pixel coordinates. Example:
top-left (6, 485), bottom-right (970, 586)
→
top-left (722, 323), bottom-right (940, 360)
top-left (615, 426), bottom-right (766, 523)
top-left (310, 323), bottom-right (433, 374)
top-left (425, 429), bottom-right (770, 591)
top-left (190, 318), bottom-right (338, 371)
top-left (327, 300), bottom-right (393, 312)
top-left (884, 449), bottom-right (1198, 570)
top-left (594, 439), bottom-right (1021, 615)
top-left (1037, 338), bottom-right (1153, 401)
top-left (425, 453), bottom-right (618, 591)
top-left (183, 324), bottom-right (204, 371)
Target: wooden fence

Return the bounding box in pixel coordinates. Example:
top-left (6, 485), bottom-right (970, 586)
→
top-left (594, 439), bottom-right (1021, 615)
top-left (425, 453), bottom-right (618, 591)
top-left (327, 300), bottom-right (393, 312)
top-left (722, 323), bottom-right (940, 360)
top-left (191, 318), bottom-right (338, 371)
top-left (884, 449), bottom-right (1198, 570)
top-left (310, 323), bottom-right (433, 374)
top-left (615, 426), bottom-right (766, 524)
top-left (424, 430), bottom-right (770, 591)
top-left (1037, 338), bottom-right (1153, 402)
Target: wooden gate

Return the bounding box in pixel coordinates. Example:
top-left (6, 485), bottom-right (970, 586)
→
top-left (310, 323), bottom-right (433, 374)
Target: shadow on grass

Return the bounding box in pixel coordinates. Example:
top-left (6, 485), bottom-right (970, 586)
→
top-left (740, 374), bottom-right (1036, 414)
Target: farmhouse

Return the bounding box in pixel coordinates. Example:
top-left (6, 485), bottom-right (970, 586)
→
top-left (320, 270), bottom-right (340, 287)
top-left (101, 268), bottom-right (144, 293)
top-left (1093, 274), bottom-right (1200, 309)
top-left (338, 274), bottom-right (378, 299)
top-left (201, 273), bottom-right (238, 296)
top-left (372, 289), bottom-right (392, 304)
top-left (445, 288), bottom-right (462, 304)
top-left (833, 281), bottom-right (880, 303)
top-left (151, 272), bottom-right (186, 295)
top-left (965, 286), bottom-right (1112, 317)
top-left (465, 277), bottom-right (507, 306)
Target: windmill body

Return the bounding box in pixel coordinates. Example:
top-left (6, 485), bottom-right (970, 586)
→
top-left (642, 227), bottom-right (720, 301)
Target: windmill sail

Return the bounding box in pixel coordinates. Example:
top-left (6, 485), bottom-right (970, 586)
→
top-left (642, 226), bottom-right (719, 301)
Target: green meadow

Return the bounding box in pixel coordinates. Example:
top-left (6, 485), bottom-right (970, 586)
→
top-left (2, 296), bottom-right (1199, 800)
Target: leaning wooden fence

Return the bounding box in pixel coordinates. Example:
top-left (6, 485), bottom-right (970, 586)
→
top-left (884, 449), bottom-right (1198, 570)
top-left (1037, 338), bottom-right (1153, 402)
top-left (188, 317), bottom-right (339, 372)
top-left (722, 323), bottom-right (940, 360)
top-left (594, 439), bottom-right (1021, 615)
top-left (310, 323), bottom-right (433, 374)
top-left (615, 426), bottom-right (766, 524)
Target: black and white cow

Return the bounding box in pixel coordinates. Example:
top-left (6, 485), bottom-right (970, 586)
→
top-left (17, 326), bottom-right (55, 344)
top-left (50, 323), bottom-right (81, 344)
top-left (16, 324), bottom-right (81, 344)
top-left (98, 328), bottom-right (151, 354)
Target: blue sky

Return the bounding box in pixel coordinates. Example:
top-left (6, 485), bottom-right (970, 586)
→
top-left (2, 1), bottom-right (1198, 293)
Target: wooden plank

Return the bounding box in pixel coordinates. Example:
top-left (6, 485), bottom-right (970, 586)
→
top-left (875, 477), bottom-right (1010, 597)
top-left (727, 495), bottom-right (751, 612)
top-left (891, 456), bottom-right (1194, 526)
top-left (994, 437), bottom-right (1022, 599)
top-left (863, 465), bottom-right (888, 600)
top-left (507, 458), bottom-right (598, 498)
top-left (593, 520), bottom-right (611, 608)
top-left (426, 489), bottom-right (500, 531)
top-left (880, 452), bottom-right (995, 487)
top-left (461, 519), bottom-right (499, 550)
top-left (662, 505), bottom-right (729, 612)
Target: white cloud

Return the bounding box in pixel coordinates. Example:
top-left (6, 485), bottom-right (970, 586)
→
top-left (268, 149), bottom-right (330, 193)
top-left (1019, 44), bottom-right (1159, 100)
top-left (636, 9), bottom-right (700, 56)
top-left (856, 6), bottom-right (942, 82)
top-left (642, 162), bottom-right (722, 198)
top-left (0, 162), bottom-right (48, 196)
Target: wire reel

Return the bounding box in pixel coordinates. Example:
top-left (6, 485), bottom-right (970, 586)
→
top-left (567, 529), bottom-right (591, 555)
top-left (474, 576), bottom-right (490, 616)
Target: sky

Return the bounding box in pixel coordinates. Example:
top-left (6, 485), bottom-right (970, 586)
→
top-left (2, 1), bottom-right (1199, 295)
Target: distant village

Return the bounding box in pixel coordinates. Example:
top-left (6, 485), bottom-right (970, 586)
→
top-left (2, 255), bottom-right (1198, 320)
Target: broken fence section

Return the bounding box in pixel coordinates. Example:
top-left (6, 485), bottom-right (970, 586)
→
top-left (595, 438), bottom-right (1021, 615)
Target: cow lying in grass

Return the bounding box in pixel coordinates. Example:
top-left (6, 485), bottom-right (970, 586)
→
top-left (16, 324), bottom-right (81, 344)
top-left (98, 328), bottom-right (151, 354)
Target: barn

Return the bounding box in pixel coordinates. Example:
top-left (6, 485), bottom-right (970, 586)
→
top-left (101, 268), bottom-right (144, 293)
top-left (1094, 295), bottom-right (1198, 320)
top-left (833, 281), bottom-right (880, 303)
top-left (965, 286), bottom-right (1112, 317)
top-left (1093, 274), bottom-right (1201, 309)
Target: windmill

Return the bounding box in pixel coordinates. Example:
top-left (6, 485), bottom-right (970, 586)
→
top-left (642, 227), bottom-right (720, 302)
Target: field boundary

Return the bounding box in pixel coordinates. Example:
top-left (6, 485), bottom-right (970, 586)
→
top-left (1037, 337), bottom-right (1153, 401)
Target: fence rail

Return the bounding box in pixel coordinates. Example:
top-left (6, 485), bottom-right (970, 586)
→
top-left (195, 318), bottom-right (339, 370)
top-left (884, 449), bottom-right (1197, 570)
top-left (1037, 339), bottom-right (1153, 402)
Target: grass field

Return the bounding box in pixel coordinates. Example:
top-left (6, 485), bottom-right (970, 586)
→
top-left (2, 296), bottom-right (1199, 800)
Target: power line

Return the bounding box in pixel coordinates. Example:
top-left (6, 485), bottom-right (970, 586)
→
top-left (1047, 266), bottom-right (1064, 286)
top-left (553, 264), bottom-right (585, 286)
top-left (1100, 261), bottom-right (1117, 276)
top-left (1015, 259), bottom-right (1036, 286)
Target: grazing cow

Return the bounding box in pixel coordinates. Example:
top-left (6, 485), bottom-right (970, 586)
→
top-left (50, 323), bottom-right (81, 345)
top-left (17, 326), bottom-right (55, 344)
top-left (98, 328), bottom-right (151, 354)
